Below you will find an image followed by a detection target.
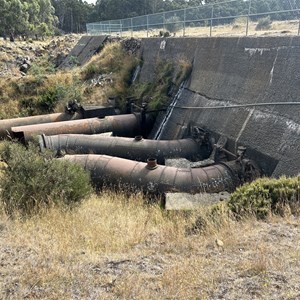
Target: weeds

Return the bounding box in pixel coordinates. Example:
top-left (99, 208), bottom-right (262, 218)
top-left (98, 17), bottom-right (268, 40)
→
top-left (29, 55), bottom-right (56, 79)
top-left (0, 73), bottom-right (83, 117)
top-left (131, 58), bottom-right (191, 110)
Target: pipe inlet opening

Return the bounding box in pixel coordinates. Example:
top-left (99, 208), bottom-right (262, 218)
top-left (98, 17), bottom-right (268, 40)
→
top-left (147, 158), bottom-right (158, 170)
top-left (134, 135), bottom-right (143, 141)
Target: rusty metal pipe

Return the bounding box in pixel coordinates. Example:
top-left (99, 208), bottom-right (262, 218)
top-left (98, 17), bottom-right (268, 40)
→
top-left (40, 134), bottom-right (210, 163)
top-left (0, 112), bottom-right (83, 139)
top-left (61, 154), bottom-right (246, 194)
top-left (12, 113), bottom-right (145, 143)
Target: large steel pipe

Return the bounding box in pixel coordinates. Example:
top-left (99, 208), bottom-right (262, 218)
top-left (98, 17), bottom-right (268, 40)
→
top-left (0, 112), bottom-right (82, 139)
top-left (61, 154), bottom-right (248, 194)
top-left (40, 135), bottom-right (210, 163)
top-left (12, 113), bottom-right (145, 143)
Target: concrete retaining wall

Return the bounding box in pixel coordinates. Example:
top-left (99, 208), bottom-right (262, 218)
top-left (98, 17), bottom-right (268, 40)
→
top-left (140, 37), bottom-right (300, 176)
top-left (59, 35), bottom-right (108, 68)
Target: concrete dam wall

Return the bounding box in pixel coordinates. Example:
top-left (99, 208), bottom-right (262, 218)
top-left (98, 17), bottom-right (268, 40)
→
top-left (140, 36), bottom-right (300, 177)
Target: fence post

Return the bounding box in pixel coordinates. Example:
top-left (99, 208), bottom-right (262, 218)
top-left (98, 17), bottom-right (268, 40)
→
top-left (147, 15), bottom-right (149, 37)
top-left (183, 8), bottom-right (186, 36)
top-left (131, 18), bottom-right (133, 37)
top-left (210, 6), bottom-right (214, 37)
top-left (163, 12), bottom-right (166, 31)
top-left (298, 18), bottom-right (300, 35)
top-left (120, 20), bottom-right (122, 37)
top-left (246, 0), bottom-right (252, 36)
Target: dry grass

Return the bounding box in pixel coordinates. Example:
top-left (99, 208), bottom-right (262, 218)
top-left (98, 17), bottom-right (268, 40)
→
top-left (81, 42), bottom-right (140, 106)
top-left (122, 19), bottom-right (299, 38)
top-left (0, 192), bottom-right (299, 299)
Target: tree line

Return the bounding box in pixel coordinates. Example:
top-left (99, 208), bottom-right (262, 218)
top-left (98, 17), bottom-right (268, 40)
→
top-left (0, 0), bottom-right (298, 39)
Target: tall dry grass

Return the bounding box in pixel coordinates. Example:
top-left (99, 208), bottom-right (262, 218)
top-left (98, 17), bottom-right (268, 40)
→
top-left (1, 192), bottom-right (299, 299)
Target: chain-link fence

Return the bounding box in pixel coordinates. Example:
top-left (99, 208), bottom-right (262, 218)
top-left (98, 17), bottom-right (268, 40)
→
top-left (87, 0), bottom-right (300, 37)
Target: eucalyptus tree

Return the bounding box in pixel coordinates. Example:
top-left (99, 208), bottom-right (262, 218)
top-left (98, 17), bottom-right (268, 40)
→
top-left (0, 0), bottom-right (57, 39)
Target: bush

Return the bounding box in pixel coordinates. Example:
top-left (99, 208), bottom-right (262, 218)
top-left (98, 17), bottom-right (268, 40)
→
top-left (228, 176), bottom-right (300, 219)
top-left (255, 17), bottom-right (272, 31)
top-left (234, 16), bottom-right (247, 25)
top-left (165, 16), bottom-right (182, 33)
top-left (0, 142), bottom-right (92, 216)
top-left (29, 56), bottom-right (56, 79)
top-left (17, 78), bottom-right (82, 115)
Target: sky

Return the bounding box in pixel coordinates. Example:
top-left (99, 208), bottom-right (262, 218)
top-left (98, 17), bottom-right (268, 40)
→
top-left (85, 0), bottom-right (97, 4)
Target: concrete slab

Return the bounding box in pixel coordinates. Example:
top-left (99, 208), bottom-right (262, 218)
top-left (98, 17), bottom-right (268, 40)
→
top-left (165, 192), bottom-right (230, 210)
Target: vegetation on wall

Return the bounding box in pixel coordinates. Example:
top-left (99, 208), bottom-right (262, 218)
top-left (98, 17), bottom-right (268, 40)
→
top-left (130, 58), bottom-right (192, 111)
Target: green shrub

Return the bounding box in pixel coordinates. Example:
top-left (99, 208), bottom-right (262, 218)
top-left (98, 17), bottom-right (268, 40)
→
top-left (68, 55), bottom-right (80, 67)
top-left (0, 143), bottom-right (92, 216)
top-left (29, 56), bottom-right (55, 80)
top-left (18, 79), bottom-right (82, 115)
top-left (255, 17), bottom-right (272, 31)
top-left (228, 176), bottom-right (300, 219)
top-left (165, 16), bottom-right (182, 33)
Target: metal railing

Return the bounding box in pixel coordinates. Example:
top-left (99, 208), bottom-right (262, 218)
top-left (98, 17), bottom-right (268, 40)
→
top-left (87, 0), bottom-right (300, 37)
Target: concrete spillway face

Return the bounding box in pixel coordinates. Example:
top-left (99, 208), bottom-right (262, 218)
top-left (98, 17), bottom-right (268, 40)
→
top-left (140, 36), bottom-right (300, 177)
top-left (59, 35), bottom-right (108, 68)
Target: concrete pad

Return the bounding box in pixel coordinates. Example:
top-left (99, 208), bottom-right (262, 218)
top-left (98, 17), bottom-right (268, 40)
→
top-left (165, 192), bottom-right (230, 210)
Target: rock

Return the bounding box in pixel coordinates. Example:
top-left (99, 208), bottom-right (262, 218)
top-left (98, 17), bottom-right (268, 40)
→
top-left (215, 238), bottom-right (224, 251)
top-left (121, 38), bottom-right (141, 55)
top-left (0, 161), bottom-right (8, 170)
top-left (23, 59), bottom-right (31, 67)
top-left (19, 63), bottom-right (29, 73)
top-left (90, 73), bottom-right (113, 87)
